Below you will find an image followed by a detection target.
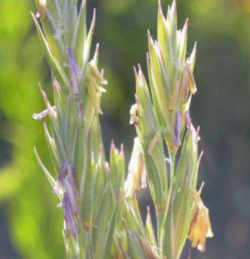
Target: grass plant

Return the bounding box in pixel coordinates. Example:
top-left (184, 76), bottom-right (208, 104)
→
top-left (33, 0), bottom-right (213, 258)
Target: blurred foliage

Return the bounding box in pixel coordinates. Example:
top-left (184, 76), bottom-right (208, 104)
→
top-left (0, 0), bottom-right (250, 258)
top-left (0, 0), bottom-right (64, 258)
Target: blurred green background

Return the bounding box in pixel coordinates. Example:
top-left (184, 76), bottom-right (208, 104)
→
top-left (0, 0), bottom-right (250, 258)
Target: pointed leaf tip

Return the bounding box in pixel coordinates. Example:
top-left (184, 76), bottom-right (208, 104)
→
top-left (95, 43), bottom-right (100, 54)
top-left (147, 30), bottom-right (152, 43)
top-left (158, 0), bottom-right (163, 15)
top-left (133, 66), bottom-right (138, 78)
top-left (111, 139), bottom-right (116, 151)
top-left (137, 63), bottom-right (143, 77)
top-left (147, 206), bottom-right (151, 216)
top-left (174, 0), bottom-right (177, 7)
top-left (184, 18), bottom-right (189, 31)
top-left (172, 0), bottom-right (177, 12)
top-left (51, 72), bottom-right (61, 93)
top-left (39, 83), bottom-right (48, 104)
top-left (120, 143), bottom-right (124, 155)
top-left (92, 8), bottom-right (96, 24)
top-left (198, 182), bottom-right (205, 194)
top-left (198, 151), bottom-right (204, 163)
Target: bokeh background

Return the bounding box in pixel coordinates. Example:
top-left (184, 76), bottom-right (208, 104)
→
top-left (0, 0), bottom-right (250, 258)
